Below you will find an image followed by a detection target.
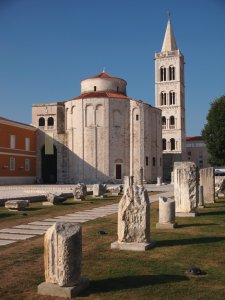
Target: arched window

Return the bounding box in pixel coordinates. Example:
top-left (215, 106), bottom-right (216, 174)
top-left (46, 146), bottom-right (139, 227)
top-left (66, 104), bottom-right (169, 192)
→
top-left (162, 139), bottom-right (167, 150)
top-left (169, 116), bottom-right (175, 129)
top-left (48, 117), bottom-right (54, 127)
top-left (169, 65), bottom-right (175, 80)
top-left (160, 66), bottom-right (166, 81)
top-left (39, 117), bottom-right (45, 127)
top-left (169, 91), bottom-right (176, 105)
top-left (161, 92), bottom-right (167, 105)
top-left (170, 138), bottom-right (175, 150)
top-left (162, 116), bottom-right (166, 129)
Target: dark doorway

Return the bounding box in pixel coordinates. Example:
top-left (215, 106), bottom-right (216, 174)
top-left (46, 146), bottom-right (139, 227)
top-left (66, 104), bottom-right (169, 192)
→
top-left (116, 164), bottom-right (122, 180)
top-left (41, 146), bottom-right (57, 183)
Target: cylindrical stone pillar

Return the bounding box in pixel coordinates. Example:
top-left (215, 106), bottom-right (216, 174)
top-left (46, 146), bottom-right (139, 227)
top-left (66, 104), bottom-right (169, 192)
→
top-left (198, 185), bottom-right (204, 207)
top-left (157, 177), bottom-right (162, 186)
top-left (156, 197), bottom-right (176, 229)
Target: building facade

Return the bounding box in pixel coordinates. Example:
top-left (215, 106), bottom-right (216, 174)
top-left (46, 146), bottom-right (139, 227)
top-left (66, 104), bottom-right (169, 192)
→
top-left (155, 17), bottom-right (186, 180)
top-left (0, 117), bottom-right (37, 185)
top-left (186, 136), bottom-right (210, 169)
top-left (32, 72), bottom-right (162, 184)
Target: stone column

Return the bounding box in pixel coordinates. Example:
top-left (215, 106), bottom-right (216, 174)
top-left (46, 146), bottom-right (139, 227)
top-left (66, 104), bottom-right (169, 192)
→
top-left (111, 184), bottom-right (156, 251)
top-left (198, 185), bottom-right (204, 208)
top-left (171, 171), bottom-right (174, 184)
top-left (199, 167), bottom-right (215, 204)
top-left (156, 177), bottom-right (162, 186)
top-left (93, 184), bottom-right (104, 197)
top-left (174, 162), bottom-right (199, 217)
top-left (156, 196), bottom-right (177, 229)
top-left (38, 223), bottom-right (89, 298)
top-left (123, 176), bottom-right (134, 194)
top-left (136, 167), bottom-right (143, 186)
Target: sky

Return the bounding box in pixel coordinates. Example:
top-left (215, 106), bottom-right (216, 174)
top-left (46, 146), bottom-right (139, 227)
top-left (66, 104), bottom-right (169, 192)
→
top-left (0, 0), bottom-right (224, 136)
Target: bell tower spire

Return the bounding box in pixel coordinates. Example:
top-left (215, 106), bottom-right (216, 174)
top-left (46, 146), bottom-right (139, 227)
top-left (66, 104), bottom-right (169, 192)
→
top-left (155, 16), bottom-right (186, 180)
top-left (161, 14), bottom-right (178, 52)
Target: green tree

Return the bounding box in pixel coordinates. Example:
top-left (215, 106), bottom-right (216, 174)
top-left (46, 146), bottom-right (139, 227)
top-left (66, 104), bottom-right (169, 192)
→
top-left (202, 95), bottom-right (225, 166)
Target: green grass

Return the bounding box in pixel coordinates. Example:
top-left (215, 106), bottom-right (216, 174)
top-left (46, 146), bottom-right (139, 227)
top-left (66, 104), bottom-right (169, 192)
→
top-left (1, 197), bottom-right (225, 299)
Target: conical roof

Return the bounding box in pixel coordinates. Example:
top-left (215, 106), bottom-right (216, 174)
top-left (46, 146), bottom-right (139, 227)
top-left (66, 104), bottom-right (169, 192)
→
top-left (161, 18), bottom-right (178, 52)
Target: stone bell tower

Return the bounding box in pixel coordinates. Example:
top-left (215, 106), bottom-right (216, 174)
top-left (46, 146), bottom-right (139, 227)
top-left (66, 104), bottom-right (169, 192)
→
top-left (155, 16), bottom-right (186, 180)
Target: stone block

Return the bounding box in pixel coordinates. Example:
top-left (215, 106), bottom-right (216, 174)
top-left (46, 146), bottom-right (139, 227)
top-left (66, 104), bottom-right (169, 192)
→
top-left (174, 162), bottom-right (198, 215)
top-left (38, 278), bottom-right (89, 299)
top-left (92, 184), bottom-right (105, 197)
top-left (73, 183), bottom-right (87, 200)
top-left (111, 240), bottom-right (156, 251)
top-left (156, 196), bottom-right (176, 229)
top-left (200, 167), bottom-right (215, 204)
top-left (5, 199), bottom-right (29, 211)
top-left (46, 193), bottom-right (67, 204)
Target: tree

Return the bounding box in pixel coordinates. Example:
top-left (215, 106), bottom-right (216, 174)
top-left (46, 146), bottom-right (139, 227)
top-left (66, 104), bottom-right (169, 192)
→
top-left (202, 95), bottom-right (225, 166)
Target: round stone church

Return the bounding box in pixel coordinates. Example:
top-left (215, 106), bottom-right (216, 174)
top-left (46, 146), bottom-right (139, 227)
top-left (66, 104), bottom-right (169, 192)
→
top-left (32, 71), bottom-right (162, 184)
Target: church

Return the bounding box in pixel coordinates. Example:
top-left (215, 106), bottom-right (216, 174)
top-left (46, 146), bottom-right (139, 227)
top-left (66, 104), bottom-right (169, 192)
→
top-left (32, 17), bottom-right (185, 184)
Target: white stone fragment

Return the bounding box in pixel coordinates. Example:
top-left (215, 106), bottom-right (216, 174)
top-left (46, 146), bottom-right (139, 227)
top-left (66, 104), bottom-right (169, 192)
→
top-left (5, 199), bottom-right (29, 211)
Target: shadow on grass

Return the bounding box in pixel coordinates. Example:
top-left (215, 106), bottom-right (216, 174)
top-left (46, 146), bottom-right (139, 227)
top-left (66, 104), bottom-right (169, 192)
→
top-left (82, 274), bottom-right (188, 295)
top-left (199, 211), bottom-right (225, 216)
top-left (157, 236), bottom-right (225, 248)
top-left (177, 223), bottom-right (217, 228)
top-left (0, 213), bottom-right (17, 219)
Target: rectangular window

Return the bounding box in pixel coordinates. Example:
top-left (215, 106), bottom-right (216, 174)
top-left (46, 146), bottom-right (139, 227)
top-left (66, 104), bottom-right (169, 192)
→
top-left (10, 135), bottom-right (16, 149)
top-left (25, 159), bottom-right (30, 171)
top-left (152, 157), bottom-right (156, 167)
top-left (25, 137), bottom-right (30, 151)
top-left (136, 114), bottom-right (139, 121)
top-left (10, 157), bottom-right (15, 171)
top-left (145, 156), bottom-right (149, 166)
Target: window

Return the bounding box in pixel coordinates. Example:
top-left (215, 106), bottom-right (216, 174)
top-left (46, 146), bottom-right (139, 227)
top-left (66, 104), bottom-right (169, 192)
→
top-left (94, 86), bottom-right (97, 91)
top-left (10, 135), bottom-right (16, 149)
top-left (39, 117), bottom-right (45, 127)
top-left (169, 116), bottom-right (175, 129)
top-left (25, 137), bottom-right (30, 151)
top-left (152, 157), bottom-right (156, 166)
top-left (188, 151), bottom-right (191, 156)
top-left (146, 156), bottom-right (149, 166)
top-left (160, 66), bottom-right (166, 81)
top-left (10, 157), bottom-right (15, 171)
top-left (136, 114), bottom-right (139, 121)
top-left (170, 138), bottom-right (175, 150)
top-left (169, 91), bottom-right (175, 105)
top-left (48, 117), bottom-right (54, 127)
top-left (161, 92), bottom-right (167, 105)
top-left (25, 159), bottom-right (30, 171)
top-left (162, 117), bottom-right (166, 129)
top-left (162, 139), bottom-right (167, 150)
top-left (169, 65), bottom-right (175, 80)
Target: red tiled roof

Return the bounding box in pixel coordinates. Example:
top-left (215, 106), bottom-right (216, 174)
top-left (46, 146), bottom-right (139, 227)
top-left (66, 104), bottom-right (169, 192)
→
top-left (73, 91), bottom-right (129, 100)
top-left (186, 136), bottom-right (203, 141)
top-left (0, 116), bottom-right (34, 128)
top-left (92, 72), bottom-right (114, 79)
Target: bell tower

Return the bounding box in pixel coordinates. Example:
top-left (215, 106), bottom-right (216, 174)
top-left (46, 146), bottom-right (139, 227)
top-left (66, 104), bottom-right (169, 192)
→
top-left (155, 16), bottom-right (186, 180)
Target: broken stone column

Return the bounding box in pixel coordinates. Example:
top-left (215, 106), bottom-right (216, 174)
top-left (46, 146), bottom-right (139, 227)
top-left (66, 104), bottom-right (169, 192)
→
top-left (111, 182), bottom-right (156, 251)
top-left (200, 167), bottom-right (215, 204)
top-left (73, 183), bottom-right (87, 201)
top-left (136, 167), bottom-right (144, 185)
top-left (174, 162), bottom-right (199, 217)
top-left (156, 197), bottom-right (177, 229)
top-left (38, 223), bottom-right (89, 298)
top-left (5, 199), bottom-right (29, 211)
top-left (43, 193), bottom-right (67, 206)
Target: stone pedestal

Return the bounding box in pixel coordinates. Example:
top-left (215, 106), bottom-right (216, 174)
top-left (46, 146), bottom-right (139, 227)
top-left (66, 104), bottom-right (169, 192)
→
top-left (38, 222), bottom-right (89, 298)
top-left (111, 182), bottom-right (156, 251)
top-left (174, 162), bottom-right (198, 217)
top-left (156, 196), bottom-right (177, 229)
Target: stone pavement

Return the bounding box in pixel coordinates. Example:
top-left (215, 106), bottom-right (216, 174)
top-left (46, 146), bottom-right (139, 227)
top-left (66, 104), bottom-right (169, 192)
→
top-left (0, 184), bottom-right (174, 247)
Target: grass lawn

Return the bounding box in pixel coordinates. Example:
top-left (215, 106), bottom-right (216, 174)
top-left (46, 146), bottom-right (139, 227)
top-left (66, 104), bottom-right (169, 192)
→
top-left (1, 196), bottom-right (225, 299)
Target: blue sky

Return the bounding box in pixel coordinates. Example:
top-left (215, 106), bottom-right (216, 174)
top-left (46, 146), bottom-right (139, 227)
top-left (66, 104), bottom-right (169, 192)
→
top-left (0, 0), bottom-right (224, 135)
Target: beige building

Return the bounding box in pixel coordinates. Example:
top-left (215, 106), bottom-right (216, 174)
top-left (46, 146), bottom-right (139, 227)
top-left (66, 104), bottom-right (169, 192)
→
top-left (155, 17), bottom-right (186, 180)
top-left (186, 136), bottom-right (210, 169)
top-left (32, 72), bottom-right (162, 184)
